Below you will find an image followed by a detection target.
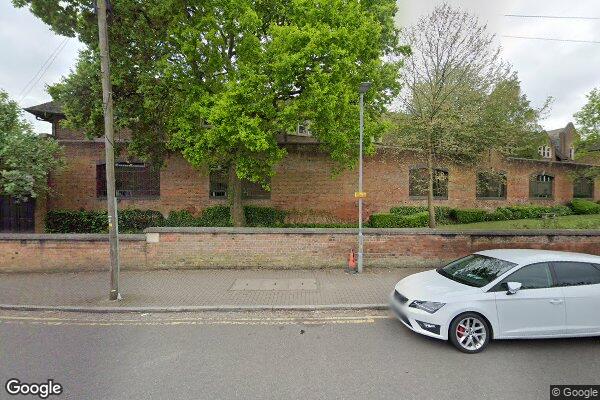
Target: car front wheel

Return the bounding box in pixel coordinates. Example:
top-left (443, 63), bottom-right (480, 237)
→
top-left (449, 313), bottom-right (490, 353)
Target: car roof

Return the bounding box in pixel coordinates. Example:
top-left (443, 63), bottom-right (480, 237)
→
top-left (474, 249), bottom-right (600, 265)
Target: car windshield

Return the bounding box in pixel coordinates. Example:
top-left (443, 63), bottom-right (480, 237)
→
top-left (438, 254), bottom-right (517, 288)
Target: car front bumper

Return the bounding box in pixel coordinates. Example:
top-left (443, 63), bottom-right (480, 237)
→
top-left (389, 292), bottom-right (448, 340)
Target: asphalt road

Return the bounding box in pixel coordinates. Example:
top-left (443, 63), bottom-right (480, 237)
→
top-left (0, 310), bottom-right (599, 400)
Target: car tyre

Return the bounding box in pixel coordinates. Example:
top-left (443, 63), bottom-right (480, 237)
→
top-left (449, 312), bottom-right (490, 354)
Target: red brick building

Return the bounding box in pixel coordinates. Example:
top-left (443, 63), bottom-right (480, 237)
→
top-left (9, 102), bottom-right (600, 232)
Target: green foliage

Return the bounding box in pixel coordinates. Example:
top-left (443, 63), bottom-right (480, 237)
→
top-left (390, 205), bottom-right (452, 224)
top-left (486, 205), bottom-right (573, 221)
top-left (15, 0), bottom-right (407, 223)
top-left (164, 210), bottom-right (204, 227)
top-left (46, 209), bottom-right (166, 233)
top-left (244, 205), bottom-right (286, 227)
top-left (45, 210), bottom-right (108, 233)
top-left (0, 90), bottom-right (64, 201)
top-left (452, 209), bottom-right (489, 224)
top-left (369, 211), bottom-right (429, 228)
top-left (569, 199), bottom-right (600, 215)
top-left (574, 88), bottom-right (600, 140)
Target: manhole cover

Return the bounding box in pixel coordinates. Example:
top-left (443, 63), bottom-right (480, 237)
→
top-left (230, 279), bottom-right (317, 291)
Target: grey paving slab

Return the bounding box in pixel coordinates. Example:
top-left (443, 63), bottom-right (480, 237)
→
top-left (0, 268), bottom-right (427, 309)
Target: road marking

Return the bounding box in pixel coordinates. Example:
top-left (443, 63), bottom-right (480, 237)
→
top-left (0, 314), bottom-right (392, 327)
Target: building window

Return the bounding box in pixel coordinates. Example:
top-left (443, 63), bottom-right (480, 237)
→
top-left (573, 177), bottom-right (594, 199)
top-left (409, 167), bottom-right (448, 199)
top-left (569, 147), bottom-right (575, 159)
top-left (209, 170), bottom-right (271, 200)
top-left (476, 171), bottom-right (507, 199)
top-left (96, 162), bottom-right (160, 199)
top-left (529, 174), bottom-right (554, 199)
top-left (538, 145), bottom-right (551, 158)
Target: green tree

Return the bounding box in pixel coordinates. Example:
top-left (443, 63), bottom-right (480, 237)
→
top-left (14, 0), bottom-right (406, 226)
top-left (574, 88), bottom-right (600, 156)
top-left (0, 90), bottom-right (64, 201)
top-left (392, 4), bottom-right (548, 227)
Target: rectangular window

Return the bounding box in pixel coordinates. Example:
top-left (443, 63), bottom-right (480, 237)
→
top-left (538, 145), bottom-right (551, 158)
top-left (96, 162), bottom-right (160, 199)
top-left (476, 171), bottom-right (507, 199)
top-left (209, 170), bottom-right (271, 200)
top-left (573, 177), bottom-right (594, 199)
top-left (529, 174), bottom-right (554, 199)
top-left (409, 168), bottom-right (448, 199)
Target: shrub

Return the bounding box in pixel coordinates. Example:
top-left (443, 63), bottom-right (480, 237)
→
top-left (198, 205), bottom-right (232, 226)
top-left (46, 210), bottom-right (108, 233)
top-left (369, 211), bottom-right (429, 228)
top-left (488, 205), bottom-right (573, 221)
top-left (244, 205), bottom-right (286, 227)
top-left (570, 199), bottom-right (600, 215)
top-left (390, 205), bottom-right (453, 224)
top-left (164, 210), bottom-right (203, 227)
top-left (119, 209), bottom-right (165, 233)
top-left (46, 209), bottom-right (166, 233)
top-left (452, 208), bottom-right (489, 224)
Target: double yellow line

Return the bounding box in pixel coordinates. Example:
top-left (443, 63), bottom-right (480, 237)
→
top-left (0, 314), bottom-right (391, 327)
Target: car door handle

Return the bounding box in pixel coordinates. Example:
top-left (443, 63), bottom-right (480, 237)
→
top-left (549, 299), bottom-right (564, 305)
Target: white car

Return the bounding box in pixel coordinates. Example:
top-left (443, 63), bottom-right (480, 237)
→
top-left (389, 249), bottom-right (600, 353)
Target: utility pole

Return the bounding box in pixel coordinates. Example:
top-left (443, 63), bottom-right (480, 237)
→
top-left (96, 0), bottom-right (120, 300)
top-left (357, 82), bottom-right (371, 274)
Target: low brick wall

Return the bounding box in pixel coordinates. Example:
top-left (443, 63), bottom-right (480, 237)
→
top-left (1, 228), bottom-right (600, 272)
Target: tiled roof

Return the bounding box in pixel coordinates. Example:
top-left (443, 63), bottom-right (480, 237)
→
top-left (23, 101), bottom-right (64, 121)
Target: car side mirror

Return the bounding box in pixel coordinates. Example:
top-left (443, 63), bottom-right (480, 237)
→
top-left (506, 282), bottom-right (522, 295)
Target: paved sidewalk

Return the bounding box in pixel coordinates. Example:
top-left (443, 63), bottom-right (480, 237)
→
top-left (0, 268), bottom-right (427, 311)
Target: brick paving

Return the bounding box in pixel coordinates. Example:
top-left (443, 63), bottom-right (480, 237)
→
top-left (0, 268), bottom-right (427, 308)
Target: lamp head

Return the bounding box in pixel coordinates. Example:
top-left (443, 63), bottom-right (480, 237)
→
top-left (359, 82), bottom-right (372, 94)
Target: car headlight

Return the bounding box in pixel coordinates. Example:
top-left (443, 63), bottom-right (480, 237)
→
top-left (409, 300), bottom-right (446, 314)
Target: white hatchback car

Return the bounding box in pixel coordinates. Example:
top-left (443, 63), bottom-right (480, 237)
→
top-left (390, 249), bottom-right (600, 353)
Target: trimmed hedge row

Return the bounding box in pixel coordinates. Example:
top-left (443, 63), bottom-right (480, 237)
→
top-left (46, 205), bottom-right (287, 233)
top-left (570, 199), bottom-right (600, 215)
top-left (369, 203), bottom-right (590, 228)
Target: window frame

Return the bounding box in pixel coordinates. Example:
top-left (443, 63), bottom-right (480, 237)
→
top-left (408, 166), bottom-right (449, 200)
top-left (573, 176), bottom-right (595, 199)
top-left (529, 173), bottom-right (555, 199)
top-left (550, 261), bottom-right (600, 288)
top-left (476, 171), bottom-right (507, 200)
top-left (538, 145), bottom-right (551, 159)
top-left (489, 262), bottom-right (554, 292)
top-left (208, 170), bottom-right (271, 200)
top-left (96, 162), bottom-right (160, 200)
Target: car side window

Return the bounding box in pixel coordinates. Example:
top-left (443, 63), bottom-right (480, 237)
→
top-left (491, 263), bottom-right (553, 291)
top-left (552, 262), bottom-right (600, 287)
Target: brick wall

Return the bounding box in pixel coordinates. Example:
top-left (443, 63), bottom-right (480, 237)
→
top-left (1, 229), bottom-right (599, 273)
top-left (45, 140), bottom-right (600, 228)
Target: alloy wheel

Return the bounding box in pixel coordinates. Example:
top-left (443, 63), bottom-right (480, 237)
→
top-left (455, 317), bottom-right (487, 351)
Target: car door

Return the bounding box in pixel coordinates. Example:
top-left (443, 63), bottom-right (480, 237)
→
top-left (492, 262), bottom-right (566, 338)
top-left (552, 262), bottom-right (600, 336)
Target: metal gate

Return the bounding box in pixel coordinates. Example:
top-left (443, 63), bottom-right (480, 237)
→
top-left (0, 196), bottom-right (35, 232)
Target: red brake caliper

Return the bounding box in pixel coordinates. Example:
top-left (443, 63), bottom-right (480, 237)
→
top-left (457, 325), bottom-right (465, 338)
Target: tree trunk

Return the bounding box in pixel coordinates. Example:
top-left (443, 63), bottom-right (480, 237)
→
top-left (427, 149), bottom-right (437, 228)
top-left (228, 164), bottom-right (245, 227)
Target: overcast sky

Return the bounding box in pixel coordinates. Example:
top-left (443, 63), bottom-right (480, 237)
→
top-left (1, 1), bottom-right (599, 134)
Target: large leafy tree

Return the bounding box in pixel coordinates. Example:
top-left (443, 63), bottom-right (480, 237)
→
top-left (392, 4), bottom-right (548, 227)
top-left (14, 0), bottom-right (406, 225)
top-left (0, 90), bottom-right (64, 201)
top-left (575, 88), bottom-right (600, 155)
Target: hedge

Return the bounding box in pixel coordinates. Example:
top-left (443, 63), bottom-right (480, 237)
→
top-left (369, 211), bottom-right (429, 228)
top-left (452, 209), bottom-right (489, 224)
top-left (570, 199), bottom-right (600, 215)
top-left (486, 205), bottom-right (573, 221)
top-left (390, 205), bottom-right (452, 224)
top-left (46, 209), bottom-right (165, 234)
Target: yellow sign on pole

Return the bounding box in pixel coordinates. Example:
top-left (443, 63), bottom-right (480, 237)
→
top-left (354, 192), bottom-right (367, 198)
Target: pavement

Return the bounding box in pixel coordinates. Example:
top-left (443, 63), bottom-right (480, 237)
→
top-left (2, 309), bottom-right (599, 400)
top-left (0, 268), bottom-right (426, 311)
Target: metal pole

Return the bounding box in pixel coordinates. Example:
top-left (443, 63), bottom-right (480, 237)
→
top-left (358, 92), bottom-right (364, 273)
top-left (97, 0), bottom-right (120, 300)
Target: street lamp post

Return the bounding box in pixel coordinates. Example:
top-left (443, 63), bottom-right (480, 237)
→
top-left (357, 82), bottom-right (371, 274)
